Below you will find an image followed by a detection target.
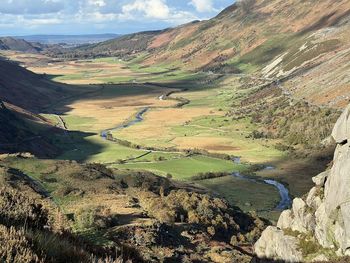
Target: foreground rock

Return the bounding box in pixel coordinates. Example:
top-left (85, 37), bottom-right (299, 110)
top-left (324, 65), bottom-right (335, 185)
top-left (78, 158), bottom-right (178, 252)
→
top-left (255, 104), bottom-right (350, 262)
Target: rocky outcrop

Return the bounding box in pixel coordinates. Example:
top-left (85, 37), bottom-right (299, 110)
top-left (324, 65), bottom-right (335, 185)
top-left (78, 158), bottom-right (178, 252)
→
top-left (255, 226), bottom-right (303, 262)
top-left (0, 100), bottom-right (5, 110)
top-left (255, 104), bottom-right (350, 262)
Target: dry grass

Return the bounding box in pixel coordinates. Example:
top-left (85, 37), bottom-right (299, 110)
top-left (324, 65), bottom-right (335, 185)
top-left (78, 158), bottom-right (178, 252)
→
top-left (29, 61), bottom-right (138, 85)
top-left (65, 193), bottom-right (154, 227)
top-left (2, 52), bottom-right (149, 85)
top-left (114, 107), bottom-right (219, 146)
top-left (60, 86), bottom-right (177, 132)
top-left (172, 136), bottom-right (240, 153)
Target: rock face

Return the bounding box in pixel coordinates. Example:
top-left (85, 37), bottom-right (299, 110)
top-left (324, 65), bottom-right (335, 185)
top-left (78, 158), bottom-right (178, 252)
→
top-left (0, 100), bottom-right (5, 110)
top-left (255, 104), bottom-right (350, 262)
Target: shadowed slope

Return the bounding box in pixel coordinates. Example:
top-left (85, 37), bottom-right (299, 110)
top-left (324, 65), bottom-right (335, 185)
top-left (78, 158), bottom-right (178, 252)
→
top-left (0, 58), bottom-right (79, 112)
top-left (0, 37), bottom-right (43, 53)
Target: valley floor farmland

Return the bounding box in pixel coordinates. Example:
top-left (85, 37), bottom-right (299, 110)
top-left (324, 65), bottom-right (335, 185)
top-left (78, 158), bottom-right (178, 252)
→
top-left (3, 50), bottom-right (317, 216)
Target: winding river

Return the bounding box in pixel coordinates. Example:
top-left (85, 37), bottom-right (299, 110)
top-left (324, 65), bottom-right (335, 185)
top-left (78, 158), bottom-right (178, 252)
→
top-left (232, 168), bottom-right (292, 210)
top-left (99, 101), bottom-right (292, 211)
top-left (101, 107), bottom-right (149, 138)
top-left (263, 179), bottom-right (292, 210)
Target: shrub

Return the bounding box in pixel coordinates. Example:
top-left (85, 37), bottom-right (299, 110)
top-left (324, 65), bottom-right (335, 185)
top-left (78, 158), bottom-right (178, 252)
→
top-left (233, 94), bottom-right (340, 150)
top-left (190, 172), bottom-right (229, 181)
top-left (74, 206), bottom-right (119, 231)
top-left (74, 208), bottom-right (96, 230)
top-left (0, 188), bottom-right (49, 229)
top-left (138, 189), bottom-right (265, 243)
top-left (0, 225), bottom-right (42, 263)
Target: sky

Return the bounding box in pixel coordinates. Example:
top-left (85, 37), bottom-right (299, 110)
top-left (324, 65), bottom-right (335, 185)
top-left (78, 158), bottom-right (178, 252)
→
top-left (0, 0), bottom-right (234, 36)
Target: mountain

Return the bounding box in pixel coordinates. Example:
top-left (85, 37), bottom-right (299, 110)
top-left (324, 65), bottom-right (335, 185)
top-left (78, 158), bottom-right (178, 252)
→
top-left (69, 0), bottom-right (350, 108)
top-left (0, 37), bottom-right (44, 53)
top-left (1, 1), bottom-right (350, 261)
top-left (55, 30), bottom-right (161, 58)
top-left (0, 58), bottom-right (81, 156)
top-left (0, 58), bottom-right (77, 112)
top-left (255, 103), bottom-right (350, 262)
top-left (142, 0), bottom-right (350, 71)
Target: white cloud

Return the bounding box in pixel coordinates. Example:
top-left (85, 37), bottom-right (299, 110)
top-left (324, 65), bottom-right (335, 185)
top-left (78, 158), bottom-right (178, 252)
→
top-left (25, 18), bottom-right (63, 26)
top-left (190, 0), bottom-right (216, 13)
top-left (0, 0), bottom-right (217, 33)
top-left (0, 0), bottom-right (64, 15)
top-left (120, 0), bottom-right (198, 23)
top-left (88, 0), bottom-right (106, 7)
top-left (0, 13), bottom-right (63, 30)
top-left (122, 0), bottom-right (170, 19)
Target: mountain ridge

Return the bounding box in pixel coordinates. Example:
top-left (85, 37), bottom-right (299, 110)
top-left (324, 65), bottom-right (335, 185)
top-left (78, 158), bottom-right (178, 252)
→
top-left (0, 1), bottom-right (349, 261)
top-left (0, 37), bottom-right (44, 53)
top-left (61, 0), bottom-right (350, 108)
top-left (0, 58), bottom-right (79, 112)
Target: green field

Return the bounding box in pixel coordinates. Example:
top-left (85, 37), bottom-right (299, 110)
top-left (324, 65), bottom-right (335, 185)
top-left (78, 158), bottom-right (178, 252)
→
top-left (48, 55), bottom-right (204, 84)
top-left (112, 155), bottom-right (247, 180)
top-left (54, 133), bottom-right (183, 164)
top-left (198, 175), bottom-right (280, 213)
top-left (110, 83), bottom-right (285, 163)
top-left (32, 54), bottom-right (290, 217)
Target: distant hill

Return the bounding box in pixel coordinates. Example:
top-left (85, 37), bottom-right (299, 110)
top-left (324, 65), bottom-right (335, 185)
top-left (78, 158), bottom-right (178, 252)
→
top-left (0, 37), bottom-right (44, 53)
top-left (54, 31), bottom-right (161, 58)
top-left (15, 34), bottom-right (121, 46)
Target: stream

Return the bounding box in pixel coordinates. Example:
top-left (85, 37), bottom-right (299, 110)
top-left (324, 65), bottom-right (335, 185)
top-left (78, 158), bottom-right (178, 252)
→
top-left (99, 104), bottom-right (291, 211)
top-left (263, 179), bottom-right (292, 210)
top-left (232, 164), bottom-right (292, 210)
top-left (101, 107), bottom-right (149, 138)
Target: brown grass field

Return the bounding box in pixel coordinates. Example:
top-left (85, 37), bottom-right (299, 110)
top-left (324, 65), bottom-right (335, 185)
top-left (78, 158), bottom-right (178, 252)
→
top-left (114, 107), bottom-right (222, 147)
top-left (0, 51), bottom-right (285, 164)
top-left (1, 51), bottom-right (149, 85)
top-left (1, 51), bottom-right (326, 219)
top-left (59, 85), bottom-right (177, 132)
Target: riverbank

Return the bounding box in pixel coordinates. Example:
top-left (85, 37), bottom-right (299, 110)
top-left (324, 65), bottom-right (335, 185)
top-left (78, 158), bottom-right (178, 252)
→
top-left (98, 97), bottom-right (290, 215)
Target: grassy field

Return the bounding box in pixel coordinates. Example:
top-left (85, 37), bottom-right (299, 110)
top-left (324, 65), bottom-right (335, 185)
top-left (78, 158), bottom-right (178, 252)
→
top-left (198, 175), bottom-right (280, 214)
top-left (7, 51), bottom-right (203, 85)
top-left (3, 52), bottom-right (291, 216)
top-left (112, 155), bottom-right (247, 180)
top-left (112, 82), bottom-right (284, 163)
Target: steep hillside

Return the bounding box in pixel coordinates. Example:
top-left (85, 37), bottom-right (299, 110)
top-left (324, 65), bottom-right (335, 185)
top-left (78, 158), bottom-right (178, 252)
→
top-left (0, 58), bottom-right (77, 111)
top-left (0, 58), bottom-right (87, 156)
top-left (53, 31), bottom-right (161, 58)
top-left (144, 0), bottom-right (350, 107)
top-left (72, 0), bottom-right (350, 71)
top-left (0, 37), bottom-right (44, 53)
top-left (255, 103), bottom-right (350, 262)
top-left (0, 101), bottom-right (59, 157)
top-left (145, 0), bottom-right (350, 68)
top-left (69, 0), bottom-right (350, 108)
